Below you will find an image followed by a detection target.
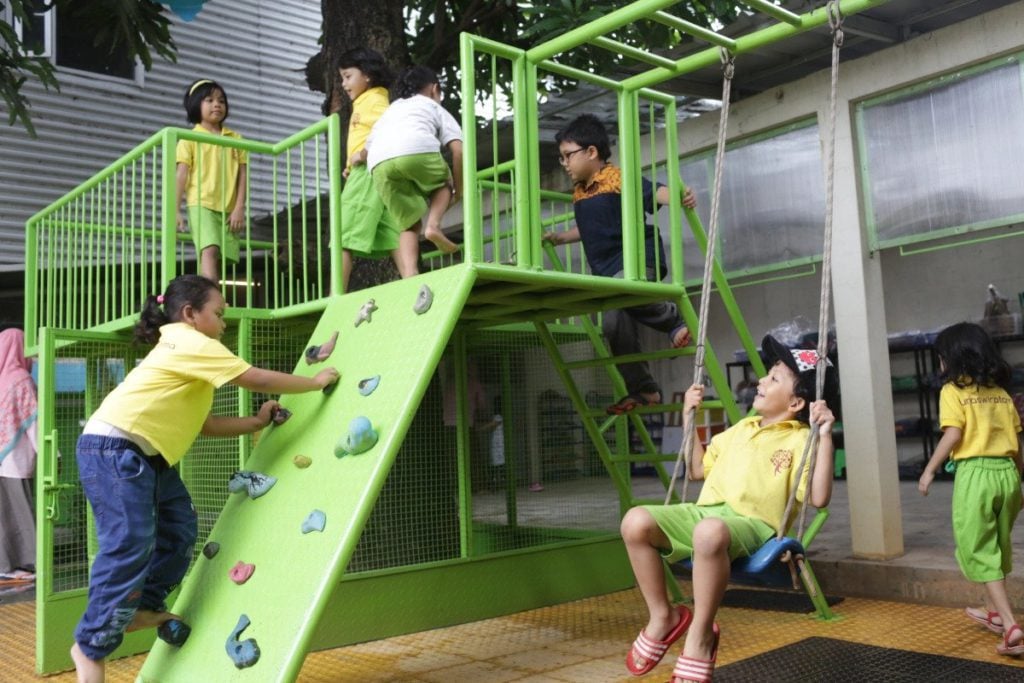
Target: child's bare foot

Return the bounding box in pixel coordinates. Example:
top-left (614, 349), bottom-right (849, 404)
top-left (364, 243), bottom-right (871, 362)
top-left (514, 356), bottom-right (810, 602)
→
top-left (71, 642), bottom-right (104, 683)
top-left (424, 223), bottom-right (459, 254)
top-left (126, 609), bottom-right (181, 632)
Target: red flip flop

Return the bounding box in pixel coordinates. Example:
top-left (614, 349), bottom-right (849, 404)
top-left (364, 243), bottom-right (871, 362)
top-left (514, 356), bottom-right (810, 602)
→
top-left (625, 605), bottom-right (693, 676)
top-left (670, 622), bottom-right (720, 682)
top-left (997, 624), bottom-right (1024, 656)
top-left (965, 607), bottom-right (1004, 635)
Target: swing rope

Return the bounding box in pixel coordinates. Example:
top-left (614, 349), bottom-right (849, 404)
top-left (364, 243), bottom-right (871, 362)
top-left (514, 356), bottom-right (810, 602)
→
top-left (666, 47), bottom-right (735, 506)
top-left (664, 2), bottom-right (845, 532)
top-left (778, 0), bottom-right (843, 540)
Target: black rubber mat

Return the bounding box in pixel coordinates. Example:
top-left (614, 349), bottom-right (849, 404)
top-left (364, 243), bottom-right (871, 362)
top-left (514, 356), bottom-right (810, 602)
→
top-left (717, 637), bottom-right (1024, 682)
top-left (720, 588), bottom-right (843, 613)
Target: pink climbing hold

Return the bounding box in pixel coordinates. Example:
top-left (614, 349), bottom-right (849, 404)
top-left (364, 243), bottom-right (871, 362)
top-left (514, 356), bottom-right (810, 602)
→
top-left (229, 561), bottom-right (255, 585)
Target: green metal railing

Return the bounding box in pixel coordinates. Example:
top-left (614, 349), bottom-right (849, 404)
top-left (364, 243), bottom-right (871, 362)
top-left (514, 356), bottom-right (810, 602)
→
top-left (24, 116), bottom-right (342, 350)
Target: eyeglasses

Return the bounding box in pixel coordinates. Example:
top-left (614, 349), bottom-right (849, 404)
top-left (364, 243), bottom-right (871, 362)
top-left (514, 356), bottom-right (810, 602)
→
top-left (557, 147), bottom-right (586, 166)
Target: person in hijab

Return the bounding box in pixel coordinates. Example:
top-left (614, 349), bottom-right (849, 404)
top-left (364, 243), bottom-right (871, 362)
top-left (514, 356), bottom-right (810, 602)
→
top-left (0, 328), bottom-right (37, 581)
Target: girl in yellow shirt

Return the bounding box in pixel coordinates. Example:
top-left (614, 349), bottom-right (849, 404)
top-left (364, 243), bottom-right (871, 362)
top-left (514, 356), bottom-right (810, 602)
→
top-left (919, 322), bottom-right (1024, 657)
top-left (70, 275), bottom-right (339, 682)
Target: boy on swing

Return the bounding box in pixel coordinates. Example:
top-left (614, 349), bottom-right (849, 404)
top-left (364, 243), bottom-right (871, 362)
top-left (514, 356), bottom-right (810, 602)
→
top-left (545, 114), bottom-right (696, 415)
top-left (620, 335), bottom-right (838, 682)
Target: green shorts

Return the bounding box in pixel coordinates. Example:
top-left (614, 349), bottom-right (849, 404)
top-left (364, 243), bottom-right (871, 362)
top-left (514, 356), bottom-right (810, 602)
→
top-left (643, 502), bottom-right (775, 564)
top-left (371, 152), bottom-right (451, 231)
top-left (339, 164), bottom-right (399, 258)
top-left (188, 205), bottom-right (239, 263)
top-left (952, 456), bottom-right (1022, 583)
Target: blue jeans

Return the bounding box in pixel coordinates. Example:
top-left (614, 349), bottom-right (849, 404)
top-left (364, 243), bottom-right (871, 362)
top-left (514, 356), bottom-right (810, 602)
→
top-left (73, 435), bottom-right (197, 660)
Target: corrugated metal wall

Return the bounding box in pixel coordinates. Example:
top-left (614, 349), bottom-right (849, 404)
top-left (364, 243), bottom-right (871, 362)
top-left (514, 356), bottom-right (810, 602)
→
top-left (0, 0), bottom-right (326, 272)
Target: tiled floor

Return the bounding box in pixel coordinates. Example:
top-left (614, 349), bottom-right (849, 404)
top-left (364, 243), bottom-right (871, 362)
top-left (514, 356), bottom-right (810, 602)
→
top-left (5, 588), bottom-right (1024, 681)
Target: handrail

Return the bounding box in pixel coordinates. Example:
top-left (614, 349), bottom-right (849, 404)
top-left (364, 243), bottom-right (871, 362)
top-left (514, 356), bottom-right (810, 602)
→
top-left (25, 116), bottom-right (341, 348)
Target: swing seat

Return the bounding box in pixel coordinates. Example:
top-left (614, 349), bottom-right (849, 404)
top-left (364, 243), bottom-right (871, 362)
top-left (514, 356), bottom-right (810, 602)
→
top-left (672, 508), bottom-right (834, 619)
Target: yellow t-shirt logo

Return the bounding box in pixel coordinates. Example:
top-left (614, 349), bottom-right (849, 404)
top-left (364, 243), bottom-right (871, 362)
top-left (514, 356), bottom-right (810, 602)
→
top-left (770, 449), bottom-right (793, 475)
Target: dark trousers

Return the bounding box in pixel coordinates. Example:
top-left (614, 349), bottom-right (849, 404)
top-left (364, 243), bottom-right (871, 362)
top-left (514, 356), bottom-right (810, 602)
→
top-left (602, 269), bottom-right (685, 396)
top-left (73, 435), bottom-right (197, 660)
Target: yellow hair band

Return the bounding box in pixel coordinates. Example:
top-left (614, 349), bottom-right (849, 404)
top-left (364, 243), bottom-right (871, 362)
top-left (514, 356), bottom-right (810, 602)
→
top-left (189, 79), bottom-right (214, 96)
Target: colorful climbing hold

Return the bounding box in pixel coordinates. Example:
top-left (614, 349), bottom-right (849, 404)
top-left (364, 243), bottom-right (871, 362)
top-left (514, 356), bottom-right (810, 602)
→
top-left (225, 614), bottom-right (261, 669)
top-left (301, 509), bottom-right (326, 534)
top-left (334, 416), bottom-right (379, 457)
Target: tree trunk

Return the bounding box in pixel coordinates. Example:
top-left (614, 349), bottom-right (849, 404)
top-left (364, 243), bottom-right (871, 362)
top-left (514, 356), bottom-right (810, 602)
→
top-left (305, 0), bottom-right (409, 291)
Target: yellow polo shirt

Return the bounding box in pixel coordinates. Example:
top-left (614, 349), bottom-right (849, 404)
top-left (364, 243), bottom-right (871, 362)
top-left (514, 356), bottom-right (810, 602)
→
top-left (347, 86), bottom-right (389, 167)
top-left (940, 382), bottom-right (1021, 460)
top-left (697, 416), bottom-right (812, 532)
top-left (91, 323), bottom-right (250, 465)
top-left (176, 124), bottom-right (248, 212)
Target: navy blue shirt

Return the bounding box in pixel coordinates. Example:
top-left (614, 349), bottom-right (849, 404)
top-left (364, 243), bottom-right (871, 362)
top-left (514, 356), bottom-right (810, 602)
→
top-left (572, 163), bottom-right (665, 277)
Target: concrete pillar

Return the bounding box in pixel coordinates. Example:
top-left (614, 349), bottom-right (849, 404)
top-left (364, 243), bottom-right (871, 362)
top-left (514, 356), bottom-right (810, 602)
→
top-left (829, 96), bottom-right (904, 559)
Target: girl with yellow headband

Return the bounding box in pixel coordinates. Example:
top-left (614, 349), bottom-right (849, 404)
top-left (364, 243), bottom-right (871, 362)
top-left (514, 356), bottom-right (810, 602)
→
top-left (175, 79), bottom-right (248, 282)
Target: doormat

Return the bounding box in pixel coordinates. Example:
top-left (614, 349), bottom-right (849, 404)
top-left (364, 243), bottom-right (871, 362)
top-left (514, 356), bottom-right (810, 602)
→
top-left (716, 637), bottom-right (1023, 682)
top-left (720, 588), bottom-right (843, 614)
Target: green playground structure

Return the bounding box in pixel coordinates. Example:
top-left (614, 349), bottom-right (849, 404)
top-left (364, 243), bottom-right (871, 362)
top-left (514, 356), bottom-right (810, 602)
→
top-left (24, 1), bottom-right (888, 678)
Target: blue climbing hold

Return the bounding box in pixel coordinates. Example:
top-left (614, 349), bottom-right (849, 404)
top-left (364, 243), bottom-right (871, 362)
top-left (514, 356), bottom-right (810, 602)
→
top-left (334, 416), bottom-right (379, 457)
top-left (157, 619), bottom-right (191, 647)
top-left (302, 509), bottom-right (326, 533)
top-left (358, 375), bottom-right (380, 396)
top-left (225, 614), bottom-right (260, 669)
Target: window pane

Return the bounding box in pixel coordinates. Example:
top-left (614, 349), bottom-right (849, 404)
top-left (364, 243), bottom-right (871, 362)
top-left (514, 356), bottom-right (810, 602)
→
top-left (56, 6), bottom-right (134, 79)
top-left (22, 0), bottom-right (48, 54)
top-left (712, 124), bottom-right (825, 274)
top-left (861, 61), bottom-right (1024, 247)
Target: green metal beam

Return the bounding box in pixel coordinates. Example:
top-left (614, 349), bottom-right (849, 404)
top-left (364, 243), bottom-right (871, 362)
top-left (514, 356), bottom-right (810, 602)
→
top-left (740, 0), bottom-right (803, 26)
top-left (650, 10), bottom-right (738, 51)
top-left (591, 36), bottom-right (679, 70)
top-left (623, 0), bottom-right (890, 91)
top-left (527, 0), bottom-right (680, 63)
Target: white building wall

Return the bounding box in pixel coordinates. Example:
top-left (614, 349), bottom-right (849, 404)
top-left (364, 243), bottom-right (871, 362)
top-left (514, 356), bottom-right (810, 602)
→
top-left (0, 0), bottom-right (326, 271)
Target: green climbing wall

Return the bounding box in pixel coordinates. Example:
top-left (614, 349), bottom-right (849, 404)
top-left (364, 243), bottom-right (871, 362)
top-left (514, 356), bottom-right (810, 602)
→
top-left (138, 267), bottom-right (476, 682)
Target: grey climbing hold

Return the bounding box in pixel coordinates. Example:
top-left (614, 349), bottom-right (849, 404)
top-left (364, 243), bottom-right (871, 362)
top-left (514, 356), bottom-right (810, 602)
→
top-left (202, 542), bottom-right (220, 559)
top-left (301, 509), bottom-right (326, 534)
top-left (334, 416), bottom-right (379, 457)
top-left (271, 407), bottom-right (292, 425)
top-left (355, 299), bottom-right (377, 327)
top-left (304, 331), bottom-right (339, 365)
top-left (358, 375), bottom-right (380, 396)
top-left (225, 614), bottom-right (261, 669)
top-left (227, 471), bottom-right (277, 499)
top-left (413, 284), bottom-right (433, 314)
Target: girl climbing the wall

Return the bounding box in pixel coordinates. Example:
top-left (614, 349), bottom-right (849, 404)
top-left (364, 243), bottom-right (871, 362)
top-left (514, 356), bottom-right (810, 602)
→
top-left (919, 321), bottom-right (1024, 657)
top-left (70, 274), bottom-right (339, 683)
top-left (175, 79), bottom-right (248, 283)
top-left (365, 65), bottom-right (463, 277)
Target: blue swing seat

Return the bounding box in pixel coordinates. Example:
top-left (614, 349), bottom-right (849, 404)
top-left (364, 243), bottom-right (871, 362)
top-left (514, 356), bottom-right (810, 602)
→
top-left (671, 508), bottom-right (834, 618)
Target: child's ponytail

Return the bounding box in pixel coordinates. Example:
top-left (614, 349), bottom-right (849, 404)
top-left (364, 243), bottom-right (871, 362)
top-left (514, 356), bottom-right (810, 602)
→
top-left (133, 274), bottom-right (219, 346)
top-left (394, 65), bottom-right (439, 100)
top-left (135, 295), bottom-right (170, 346)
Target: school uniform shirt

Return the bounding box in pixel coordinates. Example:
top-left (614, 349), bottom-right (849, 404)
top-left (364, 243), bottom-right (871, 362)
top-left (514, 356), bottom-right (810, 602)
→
top-left (347, 86), bottom-right (390, 168)
top-left (366, 94), bottom-right (462, 171)
top-left (90, 323), bottom-right (250, 465)
top-left (939, 382), bottom-right (1021, 460)
top-left (696, 416), bottom-right (812, 532)
top-left (571, 163), bottom-right (666, 277)
top-left (176, 124), bottom-right (248, 213)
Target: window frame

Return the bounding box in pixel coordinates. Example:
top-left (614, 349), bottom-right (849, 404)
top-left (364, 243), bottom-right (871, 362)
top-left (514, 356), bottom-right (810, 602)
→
top-left (8, 2), bottom-right (145, 86)
top-left (853, 52), bottom-right (1024, 253)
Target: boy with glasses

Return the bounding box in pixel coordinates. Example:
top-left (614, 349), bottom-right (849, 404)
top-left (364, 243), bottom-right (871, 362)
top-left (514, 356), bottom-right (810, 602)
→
top-left (545, 114), bottom-right (696, 414)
